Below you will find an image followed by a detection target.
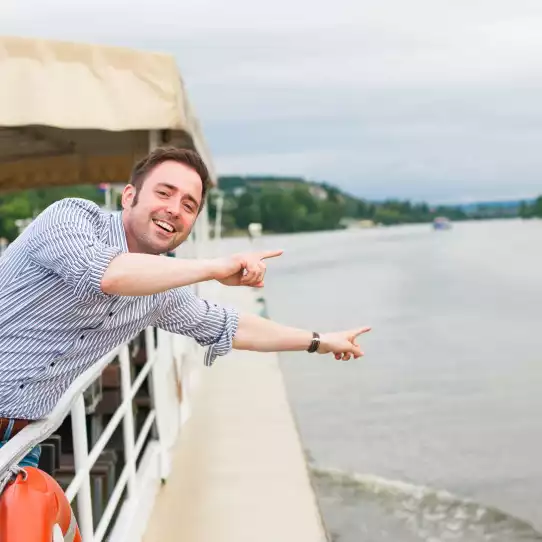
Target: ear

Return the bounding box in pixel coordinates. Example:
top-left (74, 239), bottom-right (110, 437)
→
top-left (121, 184), bottom-right (136, 209)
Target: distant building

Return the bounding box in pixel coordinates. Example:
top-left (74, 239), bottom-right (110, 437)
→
top-left (308, 185), bottom-right (328, 200)
top-left (339, 218), bottom-right (376, 229)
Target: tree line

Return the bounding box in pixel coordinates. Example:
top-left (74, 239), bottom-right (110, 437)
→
top-left (208, 186), bottom-right (472, 234)
top-left (0, 185), bottom-right (104, 241)
top-left (519, 196), bottom-right (542, 218)
top-left (1, 179), bottom-right (540, 242)
top-left (208, 179), bottom-right (500, 235)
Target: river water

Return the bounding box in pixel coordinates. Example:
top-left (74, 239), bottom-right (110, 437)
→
top-left (220, 219), bottom-right (542, 541)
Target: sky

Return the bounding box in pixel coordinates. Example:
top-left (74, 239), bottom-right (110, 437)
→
top-left (3, 0), bottom-right (542, 203)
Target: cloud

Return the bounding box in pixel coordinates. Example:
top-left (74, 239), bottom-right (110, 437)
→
top-left (2, 0), bottom-right (542, 201)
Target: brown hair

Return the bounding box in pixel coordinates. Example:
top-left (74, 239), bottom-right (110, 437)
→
top-left (130, 146), bottom-right (211, 211)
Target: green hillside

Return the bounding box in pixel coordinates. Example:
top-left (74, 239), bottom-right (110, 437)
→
top-left (0, 176), bottom-right (538, 242)
top-left (212, 175), bottom-right (471, 235)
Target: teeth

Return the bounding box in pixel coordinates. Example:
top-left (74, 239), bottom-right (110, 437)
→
top-left (154, 219), bottom-right (174, 232)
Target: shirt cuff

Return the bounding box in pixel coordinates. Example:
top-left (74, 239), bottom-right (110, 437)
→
top-left (203, 306), bottom-right (240, 367)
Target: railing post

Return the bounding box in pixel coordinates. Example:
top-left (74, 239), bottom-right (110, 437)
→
top-left (148, 327), bottom-right (172, 481)
top-left (71, 394), bottom-right (94, 541)
top-left (119, 345), bottom-right (137, 496)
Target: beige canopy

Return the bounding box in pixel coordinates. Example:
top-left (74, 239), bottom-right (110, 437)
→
top-left (0, 35), bottom-right (216, 193)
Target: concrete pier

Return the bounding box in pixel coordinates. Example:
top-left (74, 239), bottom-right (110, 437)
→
top-left (142, 286), bottom-right (328, 542)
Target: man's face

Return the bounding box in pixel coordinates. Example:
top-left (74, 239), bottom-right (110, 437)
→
top-left (121, 160), bottom-right (203, 254)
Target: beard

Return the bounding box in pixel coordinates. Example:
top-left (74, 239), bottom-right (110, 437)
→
top-left (143, 228), bottom-right (184, 254)
top-left (128, 197), bottom-right (190, 254)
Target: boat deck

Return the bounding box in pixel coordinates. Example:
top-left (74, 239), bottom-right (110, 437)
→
top-left (142, 287), bottom-right (328, 542)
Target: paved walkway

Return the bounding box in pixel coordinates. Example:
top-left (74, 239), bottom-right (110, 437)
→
top-left (142, 286), bottom-right (328, 542)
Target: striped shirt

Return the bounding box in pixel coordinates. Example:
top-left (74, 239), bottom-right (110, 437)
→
top-left (0, 198), bottom-right (239, 420)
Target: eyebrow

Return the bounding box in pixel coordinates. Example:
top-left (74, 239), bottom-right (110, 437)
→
top-left (156, 183), bottom-right (200, 207)
top-left (157, 182), bottom-right (178, 192)
top-left (184, 194), bottom-right (200, 208)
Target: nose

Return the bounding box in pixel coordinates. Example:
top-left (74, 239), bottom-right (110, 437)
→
top-left (165, 198), bottom-right (182, 218)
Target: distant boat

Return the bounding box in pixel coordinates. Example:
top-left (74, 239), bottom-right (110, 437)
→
top-left (433, 216), bottom-right (452, 230)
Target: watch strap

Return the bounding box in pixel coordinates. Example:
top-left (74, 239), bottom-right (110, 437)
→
top-left (307, 332), bottom-right (320, 353)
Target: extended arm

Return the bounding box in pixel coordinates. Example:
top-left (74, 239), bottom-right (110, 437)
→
top-left (233, 312), bottom-right (371, 360)
top-left (101, 253), bottom-right (217, 296)
top-left (155, 289), bottom-right (370, 364)
top-left (27, 198), bottom-right (282, 297)
top-left (101, 249), bottom-right (283, 296)
top-left (232, 313), bottom-right (313, 352)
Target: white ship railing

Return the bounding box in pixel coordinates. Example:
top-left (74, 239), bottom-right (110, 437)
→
top-left (0, 323), bottom-right (203, 542)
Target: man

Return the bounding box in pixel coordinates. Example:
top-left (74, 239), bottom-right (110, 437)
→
top-left (0, 147), bottom-right (370, 467)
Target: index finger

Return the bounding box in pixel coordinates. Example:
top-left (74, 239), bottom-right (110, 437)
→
top-left (257, 249), bottom-right (284, 260)
top-left (352, 327), bottom-right (372, 337)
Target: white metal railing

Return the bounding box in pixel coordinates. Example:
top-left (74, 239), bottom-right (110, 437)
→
top-left (0, 324), bottom-right (202, 542)
top-left (0, 131), bottom-right (219, 541)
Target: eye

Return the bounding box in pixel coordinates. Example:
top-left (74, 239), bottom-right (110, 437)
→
top-left (184, 203), bottom-right (196, 213)
top-left (157, 190), bottom-right (169, 197)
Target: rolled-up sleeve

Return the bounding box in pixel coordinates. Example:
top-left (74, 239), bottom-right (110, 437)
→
top-left (26, 198), bottom-right (123, 302)
top-left (154, 287), bottom-right (239, 366)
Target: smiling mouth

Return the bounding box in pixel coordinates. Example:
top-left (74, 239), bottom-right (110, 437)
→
top-left (152, 218), bottom-right (176, 234)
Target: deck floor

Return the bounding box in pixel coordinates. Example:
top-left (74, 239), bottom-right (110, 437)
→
top-left (142, 287), bottom-right (328, 542)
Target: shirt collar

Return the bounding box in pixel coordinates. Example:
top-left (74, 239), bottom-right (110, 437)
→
top-left (108, 210), bottom-right (130, 253)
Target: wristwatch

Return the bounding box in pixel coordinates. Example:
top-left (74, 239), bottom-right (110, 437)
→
top-left (307, 332), bottom-right (320, 353)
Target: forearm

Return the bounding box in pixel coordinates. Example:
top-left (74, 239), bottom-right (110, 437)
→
top-left (232, 312), bottom-right (313, 352)
top-left (101, 253), bottom-right (217, 296)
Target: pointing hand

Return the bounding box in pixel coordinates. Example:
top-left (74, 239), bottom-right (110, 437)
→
top-left (214, 250), bottom-right (283, 288)
top-left (318, 327), bottom-right (372, 360)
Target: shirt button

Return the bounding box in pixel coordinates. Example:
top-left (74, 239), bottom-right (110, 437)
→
top-left (80, 334), bottom-right (85, 340)
top-left (19, 384), bottom-right (24, 389)
top-left (50, 362), bottom-right (55, 367)
top-left (109, 312), bottom-right (114, 317)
